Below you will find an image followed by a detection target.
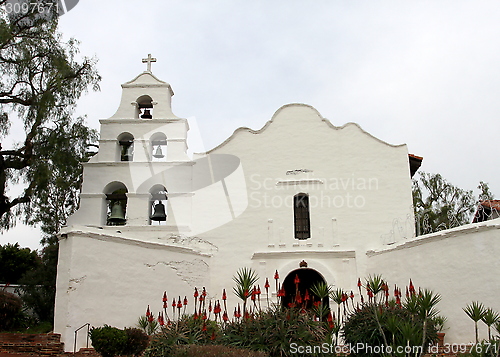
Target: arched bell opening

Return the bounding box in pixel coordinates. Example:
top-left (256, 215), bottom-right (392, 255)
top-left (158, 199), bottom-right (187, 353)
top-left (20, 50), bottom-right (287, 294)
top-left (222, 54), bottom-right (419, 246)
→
top-left (150, 132), bottom-right (167, 162)
top-left (149, 185), bottom-right (167, 225)
top-left (117, 132), bottom-right (134, 162)
top-left (281, 268), bottom-right (329, 314)
top-left (104, 182), bottom-right (128, 226)
top-left (136, 95), bottom-right (153, 119)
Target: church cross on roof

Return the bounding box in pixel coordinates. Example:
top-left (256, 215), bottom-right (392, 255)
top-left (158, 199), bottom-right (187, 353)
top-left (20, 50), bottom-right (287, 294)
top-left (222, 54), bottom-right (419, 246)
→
top-left (142, 53), bottom-right (157, 72)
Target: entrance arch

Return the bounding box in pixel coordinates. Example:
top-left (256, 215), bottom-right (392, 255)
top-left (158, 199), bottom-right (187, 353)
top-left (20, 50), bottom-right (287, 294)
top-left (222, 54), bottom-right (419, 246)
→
top-left (281, 268), bottom-right (329, 310)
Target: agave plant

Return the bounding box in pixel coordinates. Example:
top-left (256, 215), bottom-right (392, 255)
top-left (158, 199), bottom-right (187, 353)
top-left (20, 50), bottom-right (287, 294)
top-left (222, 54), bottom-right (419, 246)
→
top-left (232, 267), bottom-right (258, 314)
top-left (464, 301), bottom-right (486, 344)
top-left (481, 308), bottom-right (500, 340)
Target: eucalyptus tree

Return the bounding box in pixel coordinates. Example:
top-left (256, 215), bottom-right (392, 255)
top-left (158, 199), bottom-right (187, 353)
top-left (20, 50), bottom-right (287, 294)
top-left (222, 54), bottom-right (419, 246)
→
top-left (0, 0), bottom-right (100, 238)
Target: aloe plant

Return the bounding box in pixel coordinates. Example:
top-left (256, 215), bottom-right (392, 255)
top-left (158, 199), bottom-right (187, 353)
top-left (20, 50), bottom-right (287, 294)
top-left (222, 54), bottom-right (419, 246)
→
top-left (464, 301), bottom-right (486, 343)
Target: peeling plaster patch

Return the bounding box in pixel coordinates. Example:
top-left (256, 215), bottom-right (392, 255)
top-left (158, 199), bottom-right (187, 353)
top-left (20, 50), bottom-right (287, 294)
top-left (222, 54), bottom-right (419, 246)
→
top-left (145, 259), bottom-right (209, 287)
top-left (164, 235), bottom-right (218, 253)
top-left (67, 275), bottom-right (87, 292)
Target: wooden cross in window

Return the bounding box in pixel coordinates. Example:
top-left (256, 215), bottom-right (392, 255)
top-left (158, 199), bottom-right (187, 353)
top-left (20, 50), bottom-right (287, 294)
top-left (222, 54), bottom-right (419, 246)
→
top-left (142, 54), bottom-right (157, 72)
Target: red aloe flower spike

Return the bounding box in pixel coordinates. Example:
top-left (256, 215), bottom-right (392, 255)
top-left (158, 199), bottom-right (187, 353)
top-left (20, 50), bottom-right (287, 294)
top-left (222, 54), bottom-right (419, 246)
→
top-left (194, 311), bottom-right (198, 320)
top-left (202, 311), bottom-right (207, 320)
top-left (202, 287), bottom-right (207, 297)
top-left (409, 279), bottom-right (415, 294)
top-left (201, 322), bottom-right (207, 332)
top-left (158, 312), bottom-right (164, 326)
top-left (394, 285), bottom-right (398, 297)
top-left (357, 278), bottom-right (362, 287)
top-left (222, 289), bottom-right (227, 300)
top-left (177, 297), bottom-right (182, 309)
top-left (295, 291), bottom-right (302, 304)
top-left (265, 278), bottom-right (270, 290)
top-left (406, 286), bottom-right (409, 298)
top-left (172, 298), bottom-right (176, 308)
top-left (223, 311), bottom-right (228, 322)
top-left (304, 289), bottom-right (310, 301)
top-left (341, 293), bottom-right (347, 302)
top-left (163, 301), bottom-right (167, 309)
top-left (208, 300), bottom-right (212, 312)
top-left (233, 307), bottom-right (237, 318)
top-left (294, 274), bottom-right (300, 285)
top-left (257, 285), bottom-right (261, 295)
top-left (146, 305), bottom-right (151, 318)
top-left (163, 292), bottom-right (168, 303)
top-left (274, 270), bottom-right (279, 280)
top-left (183, 296), bottom-right (188, 306)
top-left (237, 304), bottom-right (241, 318)
top-left (210, 331), bottom-right (216, 341)
top-left (350, 291), bottom-right (354, 299)
top-left (194, 287), bottom-right (199, 298)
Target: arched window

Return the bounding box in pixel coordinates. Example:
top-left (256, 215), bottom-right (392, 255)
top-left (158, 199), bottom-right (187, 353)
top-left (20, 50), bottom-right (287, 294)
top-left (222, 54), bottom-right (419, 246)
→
top-left (117, 132), bottom-right (134, 162)
top-left (294, 193), bottom-right (310, 239)
top-left (150, 132), bottom-right (167, 162)
top-left (136, 95), bottom-right (153, 119)
top-left (104, 182), bottom-right (128, 226)
top-left (149, 185), bottom-right (167, 225)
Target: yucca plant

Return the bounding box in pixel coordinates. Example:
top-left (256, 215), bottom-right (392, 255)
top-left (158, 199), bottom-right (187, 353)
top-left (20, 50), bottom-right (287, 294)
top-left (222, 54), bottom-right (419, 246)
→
top-left (233, 267), bottom-right (259, 314)
top-left (464, 301), bottom-right (486, 343)
top-left (482, 308), bottom-right (500, 340)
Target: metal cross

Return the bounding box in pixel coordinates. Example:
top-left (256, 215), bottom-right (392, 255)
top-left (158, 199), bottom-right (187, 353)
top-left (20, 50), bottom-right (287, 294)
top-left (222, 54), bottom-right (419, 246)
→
top-left (142, 54), bottom-right (157, 72)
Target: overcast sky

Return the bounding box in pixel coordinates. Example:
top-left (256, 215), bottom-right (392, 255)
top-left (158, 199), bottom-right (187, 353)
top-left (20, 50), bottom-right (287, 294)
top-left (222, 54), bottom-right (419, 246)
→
top-left (2, 0), bottom-right (500, 250)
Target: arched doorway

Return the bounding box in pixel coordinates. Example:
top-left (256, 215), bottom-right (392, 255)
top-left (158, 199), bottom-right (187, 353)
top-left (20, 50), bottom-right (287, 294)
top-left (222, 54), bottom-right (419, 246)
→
top-left (281, 268), bottom-right (329, 310)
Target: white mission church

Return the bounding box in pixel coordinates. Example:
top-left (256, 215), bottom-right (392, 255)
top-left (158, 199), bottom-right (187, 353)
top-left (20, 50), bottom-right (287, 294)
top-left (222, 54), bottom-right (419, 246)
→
top-left (54, 56), bottom-right (500, 351)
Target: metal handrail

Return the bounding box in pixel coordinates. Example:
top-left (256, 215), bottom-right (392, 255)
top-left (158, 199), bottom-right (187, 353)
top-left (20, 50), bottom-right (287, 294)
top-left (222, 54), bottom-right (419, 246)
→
top-left (73, 323), bottom-right (92, 354)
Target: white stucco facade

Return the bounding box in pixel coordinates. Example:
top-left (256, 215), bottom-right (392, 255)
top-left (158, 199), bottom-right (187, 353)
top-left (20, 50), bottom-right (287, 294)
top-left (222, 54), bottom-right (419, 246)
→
top-left (54, 68), bottom-right (499, 351)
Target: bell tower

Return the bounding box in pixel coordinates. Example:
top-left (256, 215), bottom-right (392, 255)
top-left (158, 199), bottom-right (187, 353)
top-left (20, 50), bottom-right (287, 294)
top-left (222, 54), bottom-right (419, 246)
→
top-left (68, 55), bottom-right (193, 230)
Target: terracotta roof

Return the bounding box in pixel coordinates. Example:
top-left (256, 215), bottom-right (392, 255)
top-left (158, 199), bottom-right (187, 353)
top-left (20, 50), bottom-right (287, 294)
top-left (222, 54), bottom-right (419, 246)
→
top-left (408, 154), bottom-right (423, 178)
top-left (479, 200), bottom-right (500, 210)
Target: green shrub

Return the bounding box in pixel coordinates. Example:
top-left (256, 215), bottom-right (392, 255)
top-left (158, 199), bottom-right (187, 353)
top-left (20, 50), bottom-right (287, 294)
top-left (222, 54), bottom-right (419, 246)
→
top-left (342, 303), bottom-right (438, 357)
top-left (221, 307), bottom-right (328, 356)
top-left (123, 327), bottom-right (149, 356)
top-left (170, 344), bottom-right (269, 357)
top-left (90, 325), bottom-right (127, 357)
top-left (0, 290), bottom-right (25, 331)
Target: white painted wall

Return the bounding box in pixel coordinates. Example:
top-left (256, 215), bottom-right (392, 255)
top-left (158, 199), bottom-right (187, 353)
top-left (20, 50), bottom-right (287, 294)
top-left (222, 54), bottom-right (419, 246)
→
top-left (367, 219), bottom-right (500, 344)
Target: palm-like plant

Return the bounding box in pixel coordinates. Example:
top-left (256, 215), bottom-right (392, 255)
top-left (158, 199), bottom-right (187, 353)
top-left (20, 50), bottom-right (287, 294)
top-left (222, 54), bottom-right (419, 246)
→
top-left (232, 268), bottom-right (258, 314)
top-left (464, 301), bottom-right (486, 344)
top-left (415, 289), bottom-right (441, 357)
top-left (481, 308), bottom-right (500, 340)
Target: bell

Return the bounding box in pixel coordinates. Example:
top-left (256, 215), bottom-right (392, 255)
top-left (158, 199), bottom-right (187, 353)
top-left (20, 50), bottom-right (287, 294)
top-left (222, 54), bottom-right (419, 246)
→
top-left (141, 109), bottom-right (152, 119)
top-left (153, 145), bottom-right (164, 159)
top-left (108, 201), bottom-right (126, 223)
top-left (151, 201), bottom-right (167, 222)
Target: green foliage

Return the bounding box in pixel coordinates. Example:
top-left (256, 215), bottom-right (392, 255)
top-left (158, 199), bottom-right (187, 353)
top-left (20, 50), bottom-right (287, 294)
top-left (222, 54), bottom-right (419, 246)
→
top-left (0, 242), bottom-right (39, 284)
top-left (138, 314), bottom-right (160, 336)
top-left (0, 0), bottom-right (100, 233)
top-left (146, 307), bottom-right (328, 357)
top-left (233, 268), bottom-right (259, 302)
top-left (412, 172), bottom-right (489, 235)
top-left (145, 316), bottom-right (219, 357)
top-left (89, 325), bottom-right (128, 357)
top-left (342, 303), bottom-right (438, 357)
top-left (221, 307), bottom-right (327, 357)
top-left (123, 327), bottom-right (149, 357)
top-left (0, 289), bottom-right (24, 331)
top-left (464, 302), bottom-right (487, 344)
top-left (168, 345), bottom-right (269, 357)
top-left (18, 242), bottom-right (58, 323)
